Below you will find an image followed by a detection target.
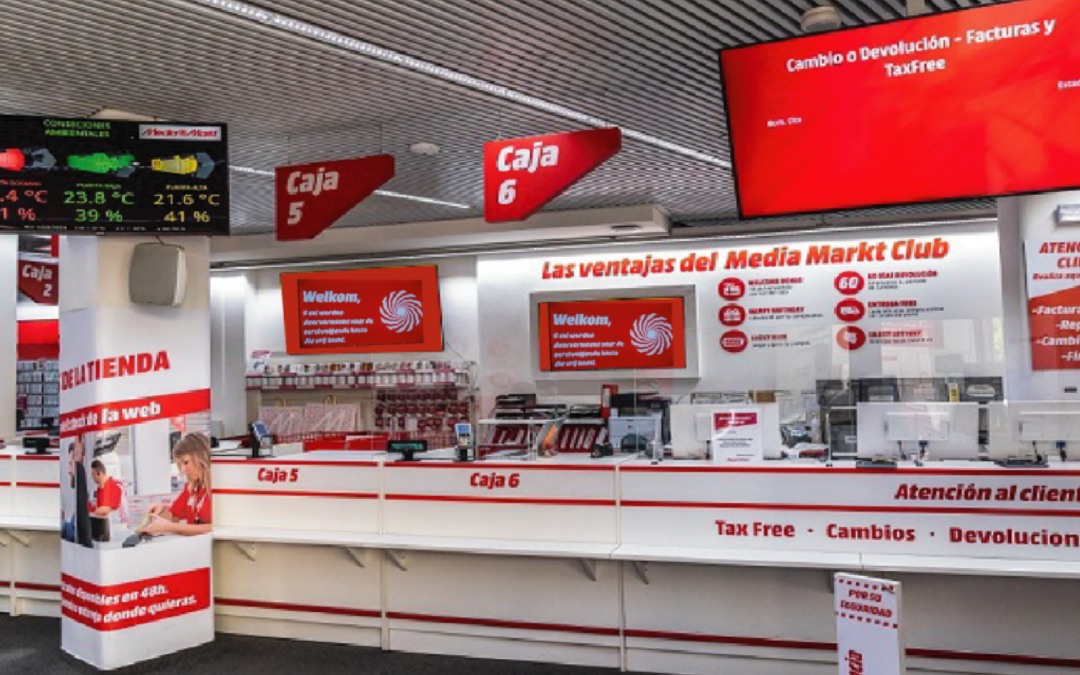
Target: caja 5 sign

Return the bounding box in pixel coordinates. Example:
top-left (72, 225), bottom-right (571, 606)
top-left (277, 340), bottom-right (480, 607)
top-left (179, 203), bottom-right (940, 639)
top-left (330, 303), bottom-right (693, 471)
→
top-left (484, 128), bottom-right (621, 223)
top-left (275, 155), bottom-right (395, 241)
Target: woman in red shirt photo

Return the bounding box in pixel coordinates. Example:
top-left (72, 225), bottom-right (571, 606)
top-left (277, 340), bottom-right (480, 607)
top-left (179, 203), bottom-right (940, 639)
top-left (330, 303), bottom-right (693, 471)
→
top-left (141, 433), bottom-right (212, 536)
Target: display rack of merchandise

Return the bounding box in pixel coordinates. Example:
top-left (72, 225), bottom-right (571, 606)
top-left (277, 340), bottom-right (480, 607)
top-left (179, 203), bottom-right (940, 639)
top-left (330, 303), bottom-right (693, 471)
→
top-left (248, 358), bottom-right (476, 439)
top-left (15, 359), bottom-right (60, 430)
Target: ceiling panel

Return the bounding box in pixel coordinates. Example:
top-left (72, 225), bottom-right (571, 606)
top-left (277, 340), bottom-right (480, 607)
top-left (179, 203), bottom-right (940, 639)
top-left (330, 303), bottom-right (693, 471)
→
top-left (0, 0), bottom-right (1005, 235)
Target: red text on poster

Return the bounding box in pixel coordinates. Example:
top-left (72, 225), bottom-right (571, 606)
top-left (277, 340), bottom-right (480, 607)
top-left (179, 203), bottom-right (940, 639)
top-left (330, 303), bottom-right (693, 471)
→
top-left (61, 568), bottom-right (211, 632)
top-left (1025, 238), bottom-right (1080, 370)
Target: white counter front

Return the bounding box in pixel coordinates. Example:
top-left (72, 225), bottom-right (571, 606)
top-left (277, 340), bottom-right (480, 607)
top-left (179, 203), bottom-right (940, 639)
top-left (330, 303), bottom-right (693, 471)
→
top-left (621, 459), bottom-right (1080, 563)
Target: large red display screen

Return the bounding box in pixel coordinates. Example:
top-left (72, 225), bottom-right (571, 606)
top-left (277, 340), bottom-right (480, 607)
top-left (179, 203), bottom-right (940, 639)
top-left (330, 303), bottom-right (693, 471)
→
top-left (538, 297), bottom-right (687, 372)
top-left (720, 0), bottom-right (1080, 218)
top-left (281, 266), bottom-right (443, 355)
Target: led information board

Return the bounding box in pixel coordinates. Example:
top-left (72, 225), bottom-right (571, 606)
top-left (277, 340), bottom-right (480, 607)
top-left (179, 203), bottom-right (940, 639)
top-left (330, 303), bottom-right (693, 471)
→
top-left (0, 115), bottom-right (229, 235)
top-left (720, 0), bottom-right (1080, 218)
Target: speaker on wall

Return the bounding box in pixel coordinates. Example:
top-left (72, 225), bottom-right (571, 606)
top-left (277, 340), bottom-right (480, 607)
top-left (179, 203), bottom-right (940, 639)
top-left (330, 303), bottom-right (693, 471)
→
top-left (129, 243), bottom-right (187, 307)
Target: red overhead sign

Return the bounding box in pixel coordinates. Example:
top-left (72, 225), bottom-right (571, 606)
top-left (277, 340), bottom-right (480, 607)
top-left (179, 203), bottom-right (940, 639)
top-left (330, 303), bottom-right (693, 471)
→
top-left (19, 258), bottom-right (58, 305)
top-left (281, 265), bottom-right (444, 355)
top-left (484, 128), bottom-right (621, 223)
top-left (275, 155), bottom-right (395, 241)
top-left (537, 296), bottom-right (686, 372)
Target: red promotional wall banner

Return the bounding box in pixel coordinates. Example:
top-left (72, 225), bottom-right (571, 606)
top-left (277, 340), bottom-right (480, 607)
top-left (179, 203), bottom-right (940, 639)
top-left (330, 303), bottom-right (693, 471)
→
top-left (538, 297), bottom-right (687, 372)
top-left (19, 258), bottom-right (58, 304)
top-left (1025, 238), bottom-right (1080, 370)
top-left (61, 568), bottom-right (212, 632)
top-left (275, 154), bottom-right (395, 241)
top-left (484, 128), bottom-right (622, 223)
top-left (721, 0), bottom-right (1080, 218)
top-left (280, 265), bottom-right (444, 355)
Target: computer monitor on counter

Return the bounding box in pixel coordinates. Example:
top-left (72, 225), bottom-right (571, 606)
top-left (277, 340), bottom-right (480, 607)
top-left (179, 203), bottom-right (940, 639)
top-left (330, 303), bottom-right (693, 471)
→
top-left (856, 402), bottom-right (980, 461)
top-left (988, 401), bottom-right (1080, 461)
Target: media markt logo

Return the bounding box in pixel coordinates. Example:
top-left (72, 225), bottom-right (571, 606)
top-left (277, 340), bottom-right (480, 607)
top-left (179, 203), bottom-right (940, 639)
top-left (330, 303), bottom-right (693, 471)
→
top-left (138, 124), bottom-right (223, 141)
top-left (380, 291), bottom-right (423, 333)
top-left (630, 313), bottom-right (672, 356)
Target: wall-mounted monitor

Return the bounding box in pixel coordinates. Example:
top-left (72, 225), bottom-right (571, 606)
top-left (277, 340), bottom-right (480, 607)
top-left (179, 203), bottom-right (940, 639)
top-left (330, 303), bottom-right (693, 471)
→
top-left (0, 115), bottom-right (229, 234)
top-left (537, 296), bottom-right (687, 373)
top-left (720, 0), bottom-right (1080, 218)
top-left (530, 286), bottom-right (699, 381)
top-left (280, 265), bottom-right (444, 355)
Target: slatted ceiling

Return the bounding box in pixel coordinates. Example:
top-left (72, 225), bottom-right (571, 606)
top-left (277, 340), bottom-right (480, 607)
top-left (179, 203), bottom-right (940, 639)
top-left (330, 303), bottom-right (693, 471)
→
top-left (0, 0), bottom-right (1008, 235)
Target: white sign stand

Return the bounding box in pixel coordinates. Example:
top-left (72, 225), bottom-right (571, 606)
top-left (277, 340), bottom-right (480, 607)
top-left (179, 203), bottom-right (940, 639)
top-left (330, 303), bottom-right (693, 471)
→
top-left (835, 573), bottom-right (905, 675)
top-left (710, 406), bottom-right (763, 463)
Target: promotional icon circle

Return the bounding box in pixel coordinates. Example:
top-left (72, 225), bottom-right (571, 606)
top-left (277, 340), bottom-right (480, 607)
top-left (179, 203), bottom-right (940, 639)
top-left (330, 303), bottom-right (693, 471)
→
top-left (836, 326), bottom-right (867, 351)
top-left (718, 277), bottom-right (746, 301)
top-left (719, 304), bottom-right (747, 327)
top-left (834, 298), bottom-right (866, 323)
top-left (834, 271), bottom-right (865, 296)
top-left (720, 330), bottom-right (749, 353)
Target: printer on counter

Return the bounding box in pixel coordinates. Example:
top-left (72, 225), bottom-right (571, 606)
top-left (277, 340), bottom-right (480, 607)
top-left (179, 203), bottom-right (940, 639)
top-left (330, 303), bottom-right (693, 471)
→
top-left (608, 392), bottom-right (670, 454)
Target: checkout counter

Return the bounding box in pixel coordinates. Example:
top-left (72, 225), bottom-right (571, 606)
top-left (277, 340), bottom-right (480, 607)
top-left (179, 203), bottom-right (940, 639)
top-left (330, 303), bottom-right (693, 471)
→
top-left (6, 394), bottom-right (1080, 673)
top-left (0, 441), bottom-right (61, 617)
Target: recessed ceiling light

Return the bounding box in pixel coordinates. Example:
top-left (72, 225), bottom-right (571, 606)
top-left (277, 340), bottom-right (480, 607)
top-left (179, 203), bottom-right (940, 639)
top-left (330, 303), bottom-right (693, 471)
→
top-left (801, 6), bottom-right (842, 34)
top-left (409, 142), bottom-right (441, 156)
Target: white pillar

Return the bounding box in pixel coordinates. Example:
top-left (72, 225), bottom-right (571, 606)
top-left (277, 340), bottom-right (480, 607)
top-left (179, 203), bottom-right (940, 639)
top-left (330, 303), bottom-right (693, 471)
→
top-left (210, 271), bottom-right (251, 436)
top-left (0, 237), bottom-right (16, 438)
top-left (59, 235), bottom-right (214, 669)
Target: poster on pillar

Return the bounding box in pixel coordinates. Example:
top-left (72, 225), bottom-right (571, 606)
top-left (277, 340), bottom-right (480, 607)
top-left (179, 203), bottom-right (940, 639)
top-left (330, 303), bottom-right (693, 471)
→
top-left (1025, 238), bottom-right (1080, 370)
top-left (484, 128), bottom-right (621, 223)
top-left (59, 237), bottom-right (213, 669)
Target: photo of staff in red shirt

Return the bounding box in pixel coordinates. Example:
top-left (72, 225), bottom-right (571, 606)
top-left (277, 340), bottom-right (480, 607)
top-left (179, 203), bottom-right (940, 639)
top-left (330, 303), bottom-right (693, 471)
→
top-left (89, 459), bottom-right (123, 516)
top-left (140, 433), bottom-right (212, 536)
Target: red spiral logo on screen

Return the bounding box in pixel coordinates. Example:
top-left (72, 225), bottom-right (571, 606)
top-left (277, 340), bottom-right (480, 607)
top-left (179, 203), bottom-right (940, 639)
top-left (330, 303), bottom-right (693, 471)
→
top-left (630, 314), bottom-right (672, 356)
top-left (380, 291), bottom-right (423, 333)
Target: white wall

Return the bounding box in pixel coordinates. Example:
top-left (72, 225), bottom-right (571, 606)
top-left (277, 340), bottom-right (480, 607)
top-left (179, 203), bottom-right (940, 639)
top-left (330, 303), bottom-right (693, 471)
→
top-left (476, 224), bottom-right (1005, 411)
top-left (0, 238), bottom-right (17, 437)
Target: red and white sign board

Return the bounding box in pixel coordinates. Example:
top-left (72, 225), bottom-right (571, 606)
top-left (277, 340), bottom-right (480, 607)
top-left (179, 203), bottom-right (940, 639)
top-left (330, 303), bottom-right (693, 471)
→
top-left (59, 237), bottom-right (213, 669)
top-left (19, 257), bottom-right (58, 304)
top-left (620, 464), bottom-right (1080, 562)
top-left (484, 128), bottom-right (621, 223)
top-left (275, 155), bottom-right (395, 241)
top-left (835, 574), bottom-right (905, 675)
top-left (280, 265), bottom-right (444, 354)
top-left (537, 297), bottom-right (687, 371)
top-left (531, 229), bottom-right (1001, 362)
top-left (711, 408), bottom-right (763, 463)
top-left (1025, 238), bottom-right (1080, 370)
